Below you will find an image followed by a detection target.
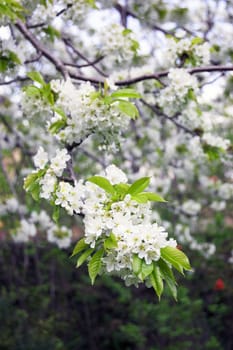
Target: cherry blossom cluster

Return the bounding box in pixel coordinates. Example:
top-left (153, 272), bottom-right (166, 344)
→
top-left (99, 24), bottom-right (139, 62)
top-left (165, 37), bottom-right (210, 67)
top-left (49, 79), bottom-right (131, 146)
top-left (25, 156), bottom-right (181, 286)
top-left (158, 68), bottom-right (198, 115)
top-left (33, 147), bottom-right (71, 200)
top-left (30, 0), bottom-right (95, 24)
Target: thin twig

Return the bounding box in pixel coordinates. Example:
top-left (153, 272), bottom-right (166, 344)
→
top-left (141, 99), bottom-right (196, 136)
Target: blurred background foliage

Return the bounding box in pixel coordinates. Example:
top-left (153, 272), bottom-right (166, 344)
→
top-left (0, 228), bottom-right (232, 350)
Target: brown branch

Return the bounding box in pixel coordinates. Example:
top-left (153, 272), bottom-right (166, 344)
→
top-left (63, 55), bottom-right (105, 69)
top-left (0, 76), bottom-right (29, 85)
top-left (9, 22), bottom-right (233, 87)
top-left (115, 65), bottom-right (233, 86)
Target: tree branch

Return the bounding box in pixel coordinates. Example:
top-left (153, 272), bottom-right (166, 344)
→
top-left (115, 65), bottom-right (233, 86)
top-left (141, 99), bottom-right (196, 136)
top-left (15, 20), bottom-right (68, 79)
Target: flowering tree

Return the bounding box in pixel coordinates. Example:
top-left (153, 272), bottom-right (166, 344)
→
top-left (1, 0), bottom-right (233, 299)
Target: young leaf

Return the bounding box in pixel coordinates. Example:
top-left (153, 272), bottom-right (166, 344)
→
top-left (111, 88), bottom-right (141, 99)
top-left (131, 194), bottom-right (148, 203)
top-left (157, 259), bottom-right (177, 300)
top-left (117, 100), bottom-right (139, 119)
top-left (104, 232), bottom-right (118, 250)
top-left (24, 85), bottom-right (41, 97)
top-left (30, 182), bottom-right (41, 201)
top-left (141, 261), bottom-right (154, 280)
top-left (150, 265), bottom-right (164, 300)
top-left (166, 278), bottom-right (178, 301)
top-left (27, 71), bottom-right (45, 86)
top-left (127, 177), bottom-right (150, 196)
top-left (52, 206), bottom-right (60, 223)
top-left (113, 183), bottom-right (130, 195)
top-left (71, 238), bottom-right (88, 257)
top-left (88, 248), bottom-right (104, 285)
top-left (140, 192), bottom-right (167, 202)
top-left (49, 119), bottom-right (66, 134)
top-left (87, 176), bottom-right (115, 195)
top-left (132, 254), bottom-right (142, 275)
top-left (24, 173), bottom-right (39, 192)
top-left (77, 248), bottom-right (94, 267)
top-left (191, 37), bottom-right (204, 46)
top-left (161, 246), bottom-right (192, 274)
top-left (157, 259), bottom-right (176, 282)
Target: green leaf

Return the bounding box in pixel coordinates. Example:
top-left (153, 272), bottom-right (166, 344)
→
top-left (191, 37), bottom-right (204, 46)
top-left (88, 248), bottom-right (104, 285)
top-left (8, 51), bottom-right (21, 65)
top-left (24, 85), bottom-right (41, 97)
top-left (49, 119), bottom-right (66, 134)
top-left (53, 107), bottom-right (67, 119)
top-left (24, 169), bottom-right (46, 192)
top-left (142, 192), bottom-right (166, 202)
top-left (122, 28), bottom-right (132, 36)
top-left (141, 261), bottom-right (154, 280)
top-left (43, 25), bottom-right (61, 42)
top-left (77, 248), bottom-right (94, 267)
top-left (161, 246), bottom-right (192, 274)
top-left (43, 83), bottom-right (54, 105)
top-left (187, 88), bottom-right (196, 102)
top-left (157, 259), bottom-right (176, 282)
top-left (166, 278), bottom-right (178, 301)
top-left (127, 177), bottom-right (150, 196)
top-left (27, 71), bottom-right (45, 86)
top-left (30, 182), bottom-right (41, 201)
top-left (150, 265), bottom-right (164, 300)
top-left (113, 183), bottom-right (130, 195)
top-left (111, 88), bottom-right (141, 99)
top-left (131, 194), bottom-right (148, 203)
top-left (202, 144), bottom-right (221, 161)
top-left (117, 100), bottom-right (139, 119)
top-left (24, 173), bottom-right (39, 191)
top-left (71, 238), bottom-right (88, 257)
top-left (87, 176), bottom-right (115, 195)
top-left (131, 192), bottom-right (165, 204)
top-left (132, 254), bottom-right (142, 275)
top-left (104, 232), bottom-right (118, 250)
top-left (157, 259), bottom-right (177, 300)
top-left (52, 206), bottom-right (60, 223)
top-left (131, 39), bottom-right (140, 52)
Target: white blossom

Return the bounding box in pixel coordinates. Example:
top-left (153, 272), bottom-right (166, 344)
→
top-left (33, 147), bottom-right (49, 169)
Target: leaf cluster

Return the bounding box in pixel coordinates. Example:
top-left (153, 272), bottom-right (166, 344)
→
top-left (132, 247), bottom-right (192, 300)
top-left (0, 0), bottom-right (26, 21)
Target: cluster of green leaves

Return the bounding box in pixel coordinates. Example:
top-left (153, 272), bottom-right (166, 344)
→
top-left (24, 71), bottom-right (55, 105)
top-left (23, 167), bottom-right (47, 201)
top-left (0, 50), bottom-right (21, 73)
top-left (202, 144), bottom-right (226, 161)
top-left (88, 175), bottom-right (166, 204)
top-left (0, 0), bottom-right (26, 21)
top-left (132, 247), bottom-right (191, 300)
top-left (24, 72), bottom-right (68, 134)
top-left (91, 85), bottom-right (141, 120)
